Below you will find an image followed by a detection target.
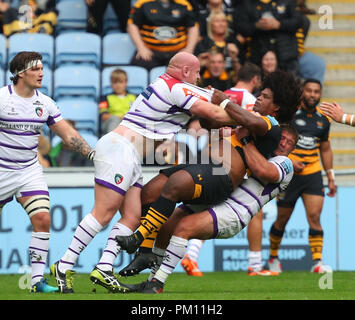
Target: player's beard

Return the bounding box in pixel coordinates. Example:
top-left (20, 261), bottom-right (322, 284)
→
top-left (303, 97), bottom-right (320, 111)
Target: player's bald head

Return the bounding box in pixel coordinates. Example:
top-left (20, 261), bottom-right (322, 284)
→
top-left (166, 52), bottom-right (201, 84)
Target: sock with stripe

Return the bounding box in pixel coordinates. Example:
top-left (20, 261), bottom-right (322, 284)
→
top-left (138, 203), bottom-right (157, 254)
top-left (185, 239), bottom-right (204, 262)
top-left (135, 196), bottom-right (176, 242)
top-left (308, 228), bottom-right (324, 261)
top-left (59, 213), bottom-right (103, 273)
top-left (148, 247), bottom-right (166, 281)
top-left (269, 223), bottom-right (285, 258)
top-left (97, 222), bottom-right (133, 271)
top-left (29, 231), bottom-right (50, 286)
top-left (248, 251), bottom-right (262, 271)
top-left (154, 235), bottom-right (188, 284)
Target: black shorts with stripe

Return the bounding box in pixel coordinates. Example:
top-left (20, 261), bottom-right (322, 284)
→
top-left (160, 163), bottom-right (233, 206)
top-left (277, 171), bottom-right (324, 208)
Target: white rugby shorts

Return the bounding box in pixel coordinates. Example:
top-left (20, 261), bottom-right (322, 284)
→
top-left (184, 202), bottom-right (246, 239)
top-left (94, 131), bottom-right (143, 195)
top-left (0, 162), bottom-right (49, 206)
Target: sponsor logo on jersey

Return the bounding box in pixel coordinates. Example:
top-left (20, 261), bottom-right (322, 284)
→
top-left (182, 88), bottom-right (208, 101)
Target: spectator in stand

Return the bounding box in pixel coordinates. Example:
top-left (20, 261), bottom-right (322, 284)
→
top-left (86, 0), bottom-right (131, 35)
top-left (1, 0), bottom-right (57, 36)
top-left (235, 0), bottom-right (303, 77)
top-left (197, 0), bottom-right (236, 38)
top-left (195, 10), bottom-right (241, 73)
top-left (261, 50), bottom-right (278, 76)
top-left (296, 11), bottom-right (326, 83)
top-left (198, 49), bottom-right (233, 91)
top-left (99, 69), bottom-right (136, 136)
top-left (127, 0), bottom-right (199, 71)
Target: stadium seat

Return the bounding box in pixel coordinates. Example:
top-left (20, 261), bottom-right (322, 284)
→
top-left (101, 66), bottom-right (148, 96)
top-left (8, 33), bottom-right (54, 69)
top-left (149, 66), bottom-right (166, 83)
top-left (102, 33), bottom-right (135, 65)
top-left (55, 32), bottom-right (101, 68)
top-left (54, 65), bottom-right (100, 102)
top-left (6, 67), bottom-right (52, 97)
top-left (56, 0), bottom-right (88, 34)
top-left (0, 34), bottom-right (6, 69)
top-left (56, 98), bottom-right (99, 134)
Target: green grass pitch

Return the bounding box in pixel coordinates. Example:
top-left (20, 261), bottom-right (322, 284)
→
top-left (1, 271), bottom-right (355, 300)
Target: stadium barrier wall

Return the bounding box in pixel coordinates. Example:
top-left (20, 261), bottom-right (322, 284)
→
top-left (0, 167), bottom-right (354, 274)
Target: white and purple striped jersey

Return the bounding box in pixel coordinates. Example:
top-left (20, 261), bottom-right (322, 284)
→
top-left (120, 73), bottom-right (213, 140)
top-left (220, 155), bottom-right (293, 228)
top-left (0, 85), bottom-right (62, 170)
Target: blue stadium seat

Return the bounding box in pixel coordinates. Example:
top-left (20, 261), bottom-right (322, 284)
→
top-left (149, 66), bottom-right (166, 82)
top-left (55, 32), bottom-right (101, 68)
top-left (56, 98), bottom-right (99, 134)
top-left (102, 33), bottom-right (135, 65)
top-left (6, 67), bottom-right (52, 97)
top-left (56, 0), bottom-right (88, 34)
top-left (54, 65), bottom-right (100, 101)
top-left (0, 34), bottom-right (7, 69)
top-left (101, 66), bottom-right (148, 96)
top-left (8, 33), bottom-right (54, 69)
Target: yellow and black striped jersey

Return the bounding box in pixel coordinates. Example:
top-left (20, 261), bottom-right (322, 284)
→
top-left (225, 115), bottom-right (281, 175)
top-left (128, 0), bottom-right (197, 52)
top-left (289, 106), bottom-right (331, 175)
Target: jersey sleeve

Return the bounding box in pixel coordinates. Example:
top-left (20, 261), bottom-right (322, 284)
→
top-left (46, 98), bottom-right (63, 126)
top-left (170, 83), bottom-right (212, 111)
top-left (269, 156), bottom-right (294, 184)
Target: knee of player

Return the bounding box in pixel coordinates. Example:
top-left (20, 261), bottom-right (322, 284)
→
top-left (161, 174), bottom-right (194, 202)
top-left (31, 211), bottom-right (51, 231)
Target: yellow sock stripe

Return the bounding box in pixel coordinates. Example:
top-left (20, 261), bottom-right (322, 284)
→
top-left (308, 235), bottom-right (323, 260)
top-left (140, 238), bottom-right (155, 249)
top-left (137, 209), bottom-right (168, 238)
top-left (269, 234), bottom-right (283, 257)
top-left (149, 207), bottom-right (169, 222)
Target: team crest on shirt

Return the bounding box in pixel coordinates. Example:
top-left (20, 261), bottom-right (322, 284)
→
top-left (114, 174), bottom-right (124, 185)
top-left (35, 106), bottom-right (43, 117)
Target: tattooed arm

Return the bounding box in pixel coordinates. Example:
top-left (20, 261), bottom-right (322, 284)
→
top-left (49, 119), bottom-right (94, 159)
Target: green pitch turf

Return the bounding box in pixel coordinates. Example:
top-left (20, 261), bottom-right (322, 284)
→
top-left (1, 271), bottom-right (354, 300)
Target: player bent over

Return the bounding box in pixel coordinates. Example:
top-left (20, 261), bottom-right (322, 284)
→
top-left (119, 124), bottom-right (299, 293)
top-left (0, 52), bottom-right (95, 293)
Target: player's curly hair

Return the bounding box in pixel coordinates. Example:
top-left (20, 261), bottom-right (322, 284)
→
top-left (262, 70), bottom-right (302, 123)
top-left (9, 51), bottom-right (42, 85)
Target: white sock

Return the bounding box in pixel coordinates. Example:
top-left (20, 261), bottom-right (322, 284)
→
top-left (186, 239), bottom-right (204, 262)
top-left (29, 231), bottom-right (50, 286)
top-left (148, 247), bottom-right (165, 281)
top-left (248, 251), bottom-right (262, 271)
top-left (97, 222), bottom-right (133, 271)
top-left (154, 236), bottom-right (188, 284)
top-left (59, 213), bottom-right (103, 273)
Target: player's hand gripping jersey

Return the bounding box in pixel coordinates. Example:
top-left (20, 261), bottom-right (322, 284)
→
top-left (0, 85), bottom-right (62, 170)
top-left (120, 73), bottom-right (212, 140)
